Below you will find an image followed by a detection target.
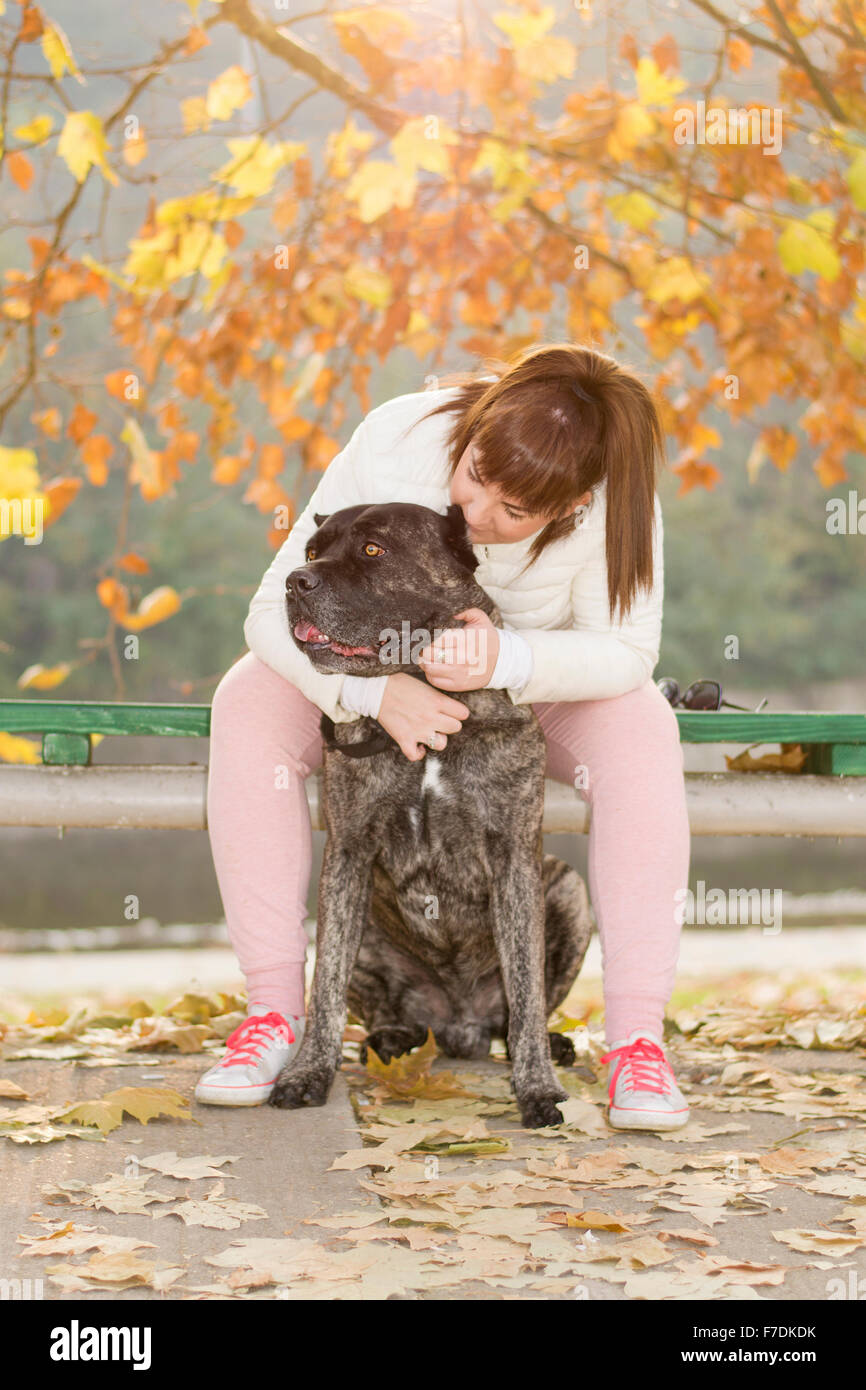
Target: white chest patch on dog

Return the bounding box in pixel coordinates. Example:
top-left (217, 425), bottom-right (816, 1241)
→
top-left (421, 755), bottom-right (446, 799)
top-left (408, 806), bottom-right (421, 833)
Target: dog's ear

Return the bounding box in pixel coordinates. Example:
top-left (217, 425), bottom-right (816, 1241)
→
top-left (439, 503), bottom-right (479, 573)
top-left (313, 512), bottom-right (330, 528)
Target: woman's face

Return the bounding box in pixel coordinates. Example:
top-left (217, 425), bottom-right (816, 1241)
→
top-left (450, 443), bottom-right (590, 545)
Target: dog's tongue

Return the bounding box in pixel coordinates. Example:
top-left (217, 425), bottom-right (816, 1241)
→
top-left (294, 619), bottom-right (374, 656)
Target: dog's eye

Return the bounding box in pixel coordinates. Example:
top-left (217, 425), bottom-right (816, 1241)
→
top-left (305, 548), bottom-right (316, 562)
top-left (363, 543), bottom-right (384, 557)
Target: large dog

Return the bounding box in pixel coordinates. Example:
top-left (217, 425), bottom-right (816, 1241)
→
top-left (270, 501), bottom-right (593, 1128)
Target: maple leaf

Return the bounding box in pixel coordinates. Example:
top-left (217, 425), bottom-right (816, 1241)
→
top-left (365, 1029), bottom-right (476, 1100)
top-left (53, 1087), bottom-right (193, 1135)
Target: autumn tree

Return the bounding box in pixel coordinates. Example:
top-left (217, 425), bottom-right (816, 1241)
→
top-left (0, 0), bottom-right (864, 703)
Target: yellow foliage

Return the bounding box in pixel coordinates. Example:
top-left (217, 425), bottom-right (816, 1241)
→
top-left (606, 191), bottom-right (660, 231)
top-left (326, 117), bottom-right (375, 179)
top-left (645, 256), bottom-right (709, 306)
top-left (121, 419), bottom-right (161, 494)
top-left (57, 111), bottom-right (118, 185)
top-left (41, 22), bottom-right (81, 82)
top-left (343, 264), bottom-right (393, 309)
top-left (13, 114), bottom-right (53, 144)
top-left (214, 136), bottom-right (304, 198)
top-left (205, 66), bottom-right (252, 123)
top-left (0, 446), bottom-right (40, 497)
top-left (635, 55), bottom-right (686, 107)
top-left (492, 6), bottom-right (576, 82)
top-left (345, 159), bottom-right (416, 221)
top-left (391, 117), bottom-right (457, 178)
top-left (0, 733), bottom-right (42, 766)
top-left (607, 102), bottom-right (655, 161)
top-left (122, 586), bottom-right (182, 632)
top-left (17, 663), bottom-right (73, 691)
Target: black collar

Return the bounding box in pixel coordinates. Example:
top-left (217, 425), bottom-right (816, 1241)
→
top-left (320, 713), bottom-right (392, 759)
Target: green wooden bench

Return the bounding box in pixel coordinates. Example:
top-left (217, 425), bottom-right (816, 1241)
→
top-left (1, 699), bottom-right (866, 835)
top-left (0, 699), bottom-right (864, 772)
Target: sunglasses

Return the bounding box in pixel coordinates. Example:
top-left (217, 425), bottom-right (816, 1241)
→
top-left (656, 677), bottom-right (769, 713)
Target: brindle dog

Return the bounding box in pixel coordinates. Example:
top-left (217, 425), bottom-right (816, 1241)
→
top-left (269, 501), bottom-right (594, 1128)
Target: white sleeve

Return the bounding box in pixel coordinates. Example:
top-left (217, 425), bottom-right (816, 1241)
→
top-left (512, 495), bottom-right (664, 704)
top-left (340, 673), bottom-right (389, 719)
top-left (243, 416), bottom-right (373, 723)
top-left (484, 629), bottom-right (534, 695)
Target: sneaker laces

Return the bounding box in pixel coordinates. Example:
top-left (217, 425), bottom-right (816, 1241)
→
top-left (221, 1011), bottom-right (294, 1068)
top-left (599, 1036), bottom-right (672, 1101)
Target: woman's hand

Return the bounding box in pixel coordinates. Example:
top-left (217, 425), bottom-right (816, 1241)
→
top-left (417, 607), bottom-right (500, 691)
top-left (377, 672), bottom-right (470, 762)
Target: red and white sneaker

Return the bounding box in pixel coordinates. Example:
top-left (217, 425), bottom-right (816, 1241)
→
top-left (600, 1028), bottom-right (689, 1132)
top-left (194, 1008), bottom-right (305, 1106)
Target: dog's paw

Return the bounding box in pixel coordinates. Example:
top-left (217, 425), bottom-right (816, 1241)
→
top-left (360, 1027), bottom-right (423, 1066)
top-left (548, 1031), bottom-right (576, 1067)
top-left (268, 1064), bottom-right (333, 1110)
top-left (516, 1087), bottom-right (569, 1130)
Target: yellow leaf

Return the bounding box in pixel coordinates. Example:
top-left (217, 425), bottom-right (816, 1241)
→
top-left (606, 102), bottom-right (655, 161)
top-left (41, 22), bottom-right (81, 82)
top-left (635, 55), bottom-right (686, 106)
top-left (121, 418), bottom-right (160, 492)
top-left (492, 6), bottom-right (575, 82)
top-left (55, 1087), bottom-right (192, 1136)
top-left (214, 136), bottom-right (303, 198)
top-left (606, 191), bottom-right (659, 231)
top-left (646, 256), bottom-right (708, 305)
top-left (122, 586), bottom-right (182, 632)
top-left (57, 111), bottom-right (117, 185)
top-left (343, 263), bottom-right (393, 309)
top-left (390, 116), bottom-right (457, 178)
top-left (13, 114), bottom-right (53, 144)
top-left (365, 1028), bottom-right (475, 1099)
top-left (326, 116), bottom-right (375, 179)
top-left (0, 445), bottom-right (40, 496)
top-left (0, 732), bottom-right (41, 765)
top-left (777, 218), bottom-right (841, 282)
top-left (205, 66), bottom-right (252, 122)
top-left (17, 663), bottom-right (73, 691)
top-left (345, 159), bottom-right (416, 221)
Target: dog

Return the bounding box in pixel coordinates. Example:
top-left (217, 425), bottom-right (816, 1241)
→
top-left (269, 501), bottom-right (594, 1128)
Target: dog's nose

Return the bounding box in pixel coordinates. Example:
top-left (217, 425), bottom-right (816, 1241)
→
top-left (286, 567), bottom-right (321, 596)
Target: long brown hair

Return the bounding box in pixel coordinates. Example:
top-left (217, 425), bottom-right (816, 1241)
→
top-left (400, 343), bottom-right (665, 623)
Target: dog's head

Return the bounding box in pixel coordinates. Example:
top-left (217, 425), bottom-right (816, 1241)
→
top-left (285, 502), bottom-right (485, 675)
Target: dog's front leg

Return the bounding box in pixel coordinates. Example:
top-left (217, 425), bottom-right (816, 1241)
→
top-left (269, 842), bottom-right (373, 1110)
top-left (489, 851), bottom-right (569, 1129)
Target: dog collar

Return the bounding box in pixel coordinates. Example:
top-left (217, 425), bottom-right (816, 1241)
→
top-left (320, 713), bottom-right (392, 759)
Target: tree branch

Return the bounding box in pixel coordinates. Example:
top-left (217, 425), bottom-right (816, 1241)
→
top-left (215, 0), bottom-right (405, 137)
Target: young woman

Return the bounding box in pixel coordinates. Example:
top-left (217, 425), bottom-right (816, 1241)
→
top-left (198, 343), bottom-right (692, 1132)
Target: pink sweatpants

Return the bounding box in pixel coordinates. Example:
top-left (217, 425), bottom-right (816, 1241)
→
top-left (206, 652), bottom-right (690, 1046)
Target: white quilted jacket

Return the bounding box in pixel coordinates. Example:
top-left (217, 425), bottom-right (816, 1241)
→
top-left (243, 385), bottom-right (664, 722)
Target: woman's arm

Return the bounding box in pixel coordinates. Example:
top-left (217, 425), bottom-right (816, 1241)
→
top-left (510, 494), bottom-right (664, 704)
top-left (243, 416), bottom-right (372, 723)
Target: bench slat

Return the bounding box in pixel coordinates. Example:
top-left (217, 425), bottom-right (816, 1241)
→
top-left (1, 700), bottom-right (865, 744)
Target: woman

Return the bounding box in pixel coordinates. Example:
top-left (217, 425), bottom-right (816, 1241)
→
top-left (198, 342), bottom-right (692, 1132)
